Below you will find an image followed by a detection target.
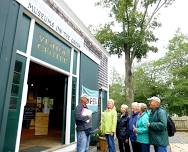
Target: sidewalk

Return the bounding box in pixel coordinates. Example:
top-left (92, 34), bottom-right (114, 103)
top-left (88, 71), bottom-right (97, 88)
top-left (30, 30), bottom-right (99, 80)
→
top-left (95, 132), bottom-right (188, 152)
top-left (52, 132), bottom-right (188, 152)
top-left (169, 132), bottom-right (188, 152)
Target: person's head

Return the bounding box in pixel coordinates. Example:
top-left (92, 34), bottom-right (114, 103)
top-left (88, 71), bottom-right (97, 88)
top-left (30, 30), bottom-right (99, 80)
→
top-left (131, 102), bottom-right (139, 113)
top-left (138, 103), bottom-right (147, 113)
top-left (107, 99), bottom-right (114, 109)
top-left (80, 94), bottom-right (89, 106)
top-left (147, 96), bottom-right (161, 109)
top-left (120, 104), bottom-right (128, 113)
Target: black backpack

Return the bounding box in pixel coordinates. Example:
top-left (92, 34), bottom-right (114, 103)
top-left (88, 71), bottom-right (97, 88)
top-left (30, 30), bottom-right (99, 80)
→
top-left (167, 116), bottom-right (176, 137)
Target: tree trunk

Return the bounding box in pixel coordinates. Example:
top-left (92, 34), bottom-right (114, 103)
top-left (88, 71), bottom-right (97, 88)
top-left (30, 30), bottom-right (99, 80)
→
top-left (124, 50), bottom-right (134, 108)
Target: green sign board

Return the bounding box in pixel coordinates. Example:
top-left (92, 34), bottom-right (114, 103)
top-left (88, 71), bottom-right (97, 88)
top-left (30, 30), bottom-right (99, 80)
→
top-left (32, 23), bottom-right (71, 71)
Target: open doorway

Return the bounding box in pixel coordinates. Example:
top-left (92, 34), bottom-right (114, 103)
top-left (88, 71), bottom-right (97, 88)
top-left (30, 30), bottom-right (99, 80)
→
top-left (19, 62), bottom-right (67, 151)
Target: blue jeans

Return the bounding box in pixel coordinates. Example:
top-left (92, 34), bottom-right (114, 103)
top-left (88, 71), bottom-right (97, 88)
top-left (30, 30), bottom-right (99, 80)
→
top-left (131, 141), bottom-right (139, 152)
top-left (77, 130), bottom-right (90, 152)
top-left (154, 146), bottom-right (167, 152)
top-left (105, 134), bottom-right (116, 152)
top-left (139, 143), bottom-right (150, 152)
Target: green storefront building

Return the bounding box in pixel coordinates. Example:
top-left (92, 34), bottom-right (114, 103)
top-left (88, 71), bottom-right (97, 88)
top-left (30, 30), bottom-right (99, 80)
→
top-left (0, 0), bottom-right (109, 151)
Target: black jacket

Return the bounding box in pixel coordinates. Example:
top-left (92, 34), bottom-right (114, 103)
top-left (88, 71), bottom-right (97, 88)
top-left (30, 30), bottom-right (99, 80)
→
top-left (75, 103), bottom-right (92, 131)
top-left (116, 113), bottom-right (129, 140)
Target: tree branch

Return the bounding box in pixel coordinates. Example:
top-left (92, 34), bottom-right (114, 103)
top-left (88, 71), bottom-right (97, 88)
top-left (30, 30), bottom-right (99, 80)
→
top-left (133, 0), bottom-right (139, 11)
top-left (146, 0), bottom-right (168, 29)
top-left (124, 0), bottom-right (130, 53)
top-left (140, 0), bottom-right (149, 30)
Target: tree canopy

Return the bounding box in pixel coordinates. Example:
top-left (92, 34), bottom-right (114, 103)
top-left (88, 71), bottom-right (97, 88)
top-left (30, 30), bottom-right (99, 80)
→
top-left (95, 0), bottom-right (175, 105)
top-left (133, 30), bottom-right (188, 115)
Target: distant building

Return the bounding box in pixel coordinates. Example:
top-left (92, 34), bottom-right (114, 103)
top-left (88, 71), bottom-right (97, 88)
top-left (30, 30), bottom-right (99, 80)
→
top-left (0, 0), bottom-right (109, 151)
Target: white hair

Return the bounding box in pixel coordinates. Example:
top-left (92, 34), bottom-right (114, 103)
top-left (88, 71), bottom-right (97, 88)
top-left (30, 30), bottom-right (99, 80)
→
top-left (108, 99), bottom-right (114, 104)
top-left (121, 104), bottom-right (128, 110)
top-left (140, 103), bottom-right (148, 112)
top-left (131, 102), bottom-right (138, 108)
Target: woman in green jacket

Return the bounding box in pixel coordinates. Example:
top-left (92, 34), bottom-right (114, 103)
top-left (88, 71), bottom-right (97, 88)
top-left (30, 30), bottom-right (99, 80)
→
top-left (101, 99), bottom-right (117, 152)
top-left (134, 103), bottom-right (150, 152)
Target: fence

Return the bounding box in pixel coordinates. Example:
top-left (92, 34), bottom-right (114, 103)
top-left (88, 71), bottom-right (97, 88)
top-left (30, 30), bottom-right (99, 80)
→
top-left (172, 116), bottom-right (188, 131)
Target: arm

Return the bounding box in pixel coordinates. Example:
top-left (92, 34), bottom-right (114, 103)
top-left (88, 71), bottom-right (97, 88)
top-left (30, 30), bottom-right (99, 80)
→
top-left (125, 117), bottom-right (130, 139)
top-left (149, 109), bottom-right (167, 131)
top-left (111, 110), bottom-right (117, 133)
top-left (137, 114), bottom-right (149, 134)
top-left (75, 105), bottom-right (90, 122)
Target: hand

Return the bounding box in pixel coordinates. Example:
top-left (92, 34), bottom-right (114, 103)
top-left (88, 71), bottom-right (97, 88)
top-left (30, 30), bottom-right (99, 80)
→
top-left (110, 132), bottom-right (114, 136)
top-left (133, 127), bottom-right (137, 133)
top-left (87, 115), bottom-right (92, 119)
top-left (125, 139), bottom-right (129, 143)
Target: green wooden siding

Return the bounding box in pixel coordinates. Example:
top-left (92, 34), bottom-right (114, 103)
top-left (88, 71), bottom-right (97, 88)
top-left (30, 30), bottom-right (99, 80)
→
top-left (4, 55), bottom-right (26, 152)
top-left (0, 1), bottom-right (21, 151)
top-left (16, 14), bottom-right (31, 52)
top-left (79, 53), bottom-right (99, 130)
top-left (79, 53), bottom-right (98, 90)
top-left (61, 77), bottom-right (68, 144)
top-left (73, 50), bottom-right (77, 75)
top-left (102, 90), bottom-right (107, 111)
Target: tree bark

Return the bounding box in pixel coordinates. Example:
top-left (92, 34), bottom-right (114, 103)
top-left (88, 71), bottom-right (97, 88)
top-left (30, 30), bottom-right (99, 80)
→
top-left (124, 48), bottom-right (134, 108)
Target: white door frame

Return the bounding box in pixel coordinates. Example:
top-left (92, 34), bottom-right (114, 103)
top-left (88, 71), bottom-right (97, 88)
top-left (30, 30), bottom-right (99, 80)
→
top-left (15, 16), bottom-right (80, 152)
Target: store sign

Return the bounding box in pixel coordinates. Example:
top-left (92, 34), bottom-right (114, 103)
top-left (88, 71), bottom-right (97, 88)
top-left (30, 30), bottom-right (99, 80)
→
top-left (32, 23), bottom-right (71, 71)
top-left (82, 85), bottom-right (99, 112)
top-left (16, 0), bottom-right (84, 50)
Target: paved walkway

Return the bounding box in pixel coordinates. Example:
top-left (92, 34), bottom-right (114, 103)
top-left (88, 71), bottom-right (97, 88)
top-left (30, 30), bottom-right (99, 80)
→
top-left (95, 132), bottom-right (188, 152)
top-left (169, 132), bottom-right (188, 152)
top-left (52, 132), bottom-right (188, 152)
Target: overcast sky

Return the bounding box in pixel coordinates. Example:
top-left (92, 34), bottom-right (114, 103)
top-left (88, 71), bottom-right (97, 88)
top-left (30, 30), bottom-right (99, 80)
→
top-left (63, 0), bottom-right (188, 75)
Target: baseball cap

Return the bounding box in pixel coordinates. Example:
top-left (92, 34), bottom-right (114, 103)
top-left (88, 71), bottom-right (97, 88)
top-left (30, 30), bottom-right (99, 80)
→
top-left (147, 96), bottom-right (161, 103)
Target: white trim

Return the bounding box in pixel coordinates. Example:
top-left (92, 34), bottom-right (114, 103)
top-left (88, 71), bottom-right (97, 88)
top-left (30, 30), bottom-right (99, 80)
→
top-left (16, 0), bottom-right (84, 51)
top-left (65, 77), bottom-right (72, 144)
top-left (15, 19), bottom-right (35, 152)
top-left (101, 86), bottom-right (108, 91)
top-left (72, 73), bottom-right (77, 78)
top-left (65, 48), bottom-right (74, 144)
top-left (53, 0), bottom-right (110, 57)
top-left (30, 56), bottom-right (70, 76)
top-left (82, 47), bottom-right (100, 65)
top-left (16, 51), bottom-right (74, 77)
top-left (75, 50), bottom-right (80, 141)
top-left (107, 59), bottom-right (110, 100)
top-left (16, 50), bottom-right (28, 58)
top-left (17, 0), bottom-right (102, 65)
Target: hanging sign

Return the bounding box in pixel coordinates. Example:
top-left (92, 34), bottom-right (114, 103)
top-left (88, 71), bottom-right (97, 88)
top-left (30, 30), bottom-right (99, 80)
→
top-left (82, 85), bottom-right (99, 112)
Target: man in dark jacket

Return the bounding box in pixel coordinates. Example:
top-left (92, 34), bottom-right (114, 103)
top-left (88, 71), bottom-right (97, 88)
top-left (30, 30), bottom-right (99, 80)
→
top-left (75, 94), bottom-right (92, 152)
top-left (148, 96), bottom-right (169, 152)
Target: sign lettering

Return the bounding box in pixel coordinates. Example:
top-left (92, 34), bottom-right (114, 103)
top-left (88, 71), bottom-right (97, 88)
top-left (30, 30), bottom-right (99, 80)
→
top-left (16, 0), bottom-right (84, 50)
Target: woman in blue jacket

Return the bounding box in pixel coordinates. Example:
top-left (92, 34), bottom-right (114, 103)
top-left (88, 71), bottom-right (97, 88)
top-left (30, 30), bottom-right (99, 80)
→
top-left (128, 102), bottom-right (139, 152)
top-left (133, 103), bottom-right (150, 152)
